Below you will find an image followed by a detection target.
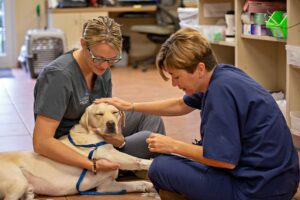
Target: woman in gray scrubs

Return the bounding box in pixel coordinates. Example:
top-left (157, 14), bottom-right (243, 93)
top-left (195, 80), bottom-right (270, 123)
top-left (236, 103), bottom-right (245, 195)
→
top-left (33, 16), bottom-right (165, 173)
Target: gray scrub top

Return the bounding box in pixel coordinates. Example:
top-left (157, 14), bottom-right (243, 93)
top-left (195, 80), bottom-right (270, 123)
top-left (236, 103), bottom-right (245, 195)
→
top-left (34, 50), bottom-right (112, 138)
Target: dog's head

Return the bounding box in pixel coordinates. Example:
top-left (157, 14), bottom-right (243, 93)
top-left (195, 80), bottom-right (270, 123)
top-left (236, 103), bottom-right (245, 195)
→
top-left (79, 103), bottom-right (125, 136)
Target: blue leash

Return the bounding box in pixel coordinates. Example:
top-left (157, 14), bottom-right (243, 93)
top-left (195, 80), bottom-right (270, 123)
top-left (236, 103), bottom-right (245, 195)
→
top-left (68, 134), bottom-right (127, 195)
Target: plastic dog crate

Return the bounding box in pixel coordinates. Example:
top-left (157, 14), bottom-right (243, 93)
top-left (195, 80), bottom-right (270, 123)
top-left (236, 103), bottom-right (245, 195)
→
top-left (24, 29), bottom-right (67, 78)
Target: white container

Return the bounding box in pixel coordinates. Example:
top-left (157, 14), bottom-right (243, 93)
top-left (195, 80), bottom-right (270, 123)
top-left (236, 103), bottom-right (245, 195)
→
top-left (291, 129), bottom-right (300, 137)
top-left (286, 45), bottom-right (300, 68)
top-left (290, 111), bottom-right (300, 131)
top-left (276, 100), bottom-right (286, 121)
top-left (180, 24), bottom-right (226, 42)
top-left (225, 13), bottom-right (235, 36)
top-left (177, 8), bottom-right (199, 26)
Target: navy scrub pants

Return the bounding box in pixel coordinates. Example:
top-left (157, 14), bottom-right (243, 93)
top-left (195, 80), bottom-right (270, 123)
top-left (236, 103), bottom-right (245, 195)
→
top-left (148, 154), bottom-right (234, 200)
top-left (120, 111), bottom-right (165, 159)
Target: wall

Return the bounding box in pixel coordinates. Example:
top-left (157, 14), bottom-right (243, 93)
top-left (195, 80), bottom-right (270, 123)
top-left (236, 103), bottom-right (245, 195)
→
top-left (14, 0), bottom-right (46, 63)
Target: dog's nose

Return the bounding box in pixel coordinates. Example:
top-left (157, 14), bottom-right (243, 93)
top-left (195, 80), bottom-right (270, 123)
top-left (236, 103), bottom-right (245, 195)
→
top-left (106, 120), bottom-right (115, 129)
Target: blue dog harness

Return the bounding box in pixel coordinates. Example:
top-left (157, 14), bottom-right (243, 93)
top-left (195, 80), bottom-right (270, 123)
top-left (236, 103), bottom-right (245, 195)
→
top-left (68, 134), bottom-right (127, 195)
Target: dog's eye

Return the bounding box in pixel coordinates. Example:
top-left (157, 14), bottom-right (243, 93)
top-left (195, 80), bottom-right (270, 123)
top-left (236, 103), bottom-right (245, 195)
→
top-left (96, 113), bottom-right (104, 116)
top-left (113, 112), bottom-right (119, 115)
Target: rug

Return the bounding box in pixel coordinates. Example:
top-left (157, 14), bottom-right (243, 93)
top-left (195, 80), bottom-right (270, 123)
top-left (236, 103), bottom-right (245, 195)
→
top-left (0, 68), bottom-right (14, 78)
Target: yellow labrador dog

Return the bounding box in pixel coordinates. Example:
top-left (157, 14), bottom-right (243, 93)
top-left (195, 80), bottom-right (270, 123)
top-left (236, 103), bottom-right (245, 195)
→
top-left (0, 103), bottom-right (154, 200)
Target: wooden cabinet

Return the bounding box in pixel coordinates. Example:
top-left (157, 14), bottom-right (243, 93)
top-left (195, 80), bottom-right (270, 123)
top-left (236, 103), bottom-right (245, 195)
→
top-left (48, 11), bottom-right (108, 50)
top-left (47, 7), bottom-right (157, 63)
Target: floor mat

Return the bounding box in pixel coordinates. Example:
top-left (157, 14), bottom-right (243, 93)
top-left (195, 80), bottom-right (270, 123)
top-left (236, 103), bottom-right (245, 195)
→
top-left (0, 68), bottom-right (14, 78)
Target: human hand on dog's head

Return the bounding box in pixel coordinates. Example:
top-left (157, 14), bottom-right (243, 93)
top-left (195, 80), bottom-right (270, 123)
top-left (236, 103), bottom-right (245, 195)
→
top-left (94, 97), bottom-right (134, 112)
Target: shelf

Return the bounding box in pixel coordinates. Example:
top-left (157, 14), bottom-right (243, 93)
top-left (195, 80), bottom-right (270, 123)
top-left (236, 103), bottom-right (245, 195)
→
top-left (241, 34), bottom-right (286, 43)
top-left (290, 64), bottom-right (300, 69)
top-left (197, 0), bottom-right (297, 128)
top-left (210, 40), bottom-right (236, 47)
top-left (50, 6), bottom-right (156, 13)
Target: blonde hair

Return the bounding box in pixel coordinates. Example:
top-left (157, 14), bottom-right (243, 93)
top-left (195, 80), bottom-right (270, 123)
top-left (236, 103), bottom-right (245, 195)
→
top-left (156, 28), bottom-right (217, 81)
top-left (82, 16), bottom-right (122, 53)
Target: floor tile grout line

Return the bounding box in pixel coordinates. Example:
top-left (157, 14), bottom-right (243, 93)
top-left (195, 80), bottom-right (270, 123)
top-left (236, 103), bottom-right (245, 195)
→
top-left (3, 82), bottom-right (33, 138)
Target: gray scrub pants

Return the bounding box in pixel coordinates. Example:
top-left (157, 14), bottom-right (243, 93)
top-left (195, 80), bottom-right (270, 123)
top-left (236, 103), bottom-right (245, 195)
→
top-left (120, 111), bottom-right (165, 159)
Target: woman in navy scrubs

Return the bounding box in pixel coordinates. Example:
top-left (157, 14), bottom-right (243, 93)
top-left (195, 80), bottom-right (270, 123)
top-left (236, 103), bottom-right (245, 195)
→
top-left (97, 28), bottom-right (299, 200)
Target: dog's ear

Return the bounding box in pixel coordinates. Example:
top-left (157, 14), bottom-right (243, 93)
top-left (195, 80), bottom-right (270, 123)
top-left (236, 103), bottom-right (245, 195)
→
top-left (117, 111), bottom-right (126, 133)
top-left (117, 111), bottom-right (125, 135)
top-left (121, 111), bottom-right (125, 128)
top-left (80, 107), bottom-right (89, 130)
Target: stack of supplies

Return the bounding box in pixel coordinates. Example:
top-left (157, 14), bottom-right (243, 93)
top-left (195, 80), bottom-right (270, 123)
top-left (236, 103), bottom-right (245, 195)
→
top-left (241, 0), bottom-right (286, 38)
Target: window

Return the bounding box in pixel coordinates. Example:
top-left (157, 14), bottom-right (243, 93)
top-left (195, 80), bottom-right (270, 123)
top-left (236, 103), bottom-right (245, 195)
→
top-left (0, 0), bottom-right (15, 67)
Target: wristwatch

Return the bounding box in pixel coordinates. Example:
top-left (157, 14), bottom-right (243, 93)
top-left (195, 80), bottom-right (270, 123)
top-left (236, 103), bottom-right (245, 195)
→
top-left (118, 140), bottom-right (126, 149)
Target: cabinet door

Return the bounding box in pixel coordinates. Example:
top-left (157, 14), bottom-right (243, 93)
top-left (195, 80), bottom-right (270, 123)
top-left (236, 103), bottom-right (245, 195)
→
top-left (49, 13), bottom-right (81, 50)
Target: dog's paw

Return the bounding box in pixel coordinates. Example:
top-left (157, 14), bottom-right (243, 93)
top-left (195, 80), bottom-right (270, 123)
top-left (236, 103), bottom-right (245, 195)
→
top-left (23, 185), bottom-right (35, 200)
top-left (137, 181), bottom-right (156, 193)
top-left (138, 159), bottom-right (153, 170)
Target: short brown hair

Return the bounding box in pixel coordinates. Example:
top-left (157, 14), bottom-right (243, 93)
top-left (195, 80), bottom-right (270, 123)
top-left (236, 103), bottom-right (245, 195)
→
top-left (82, 16), bottom-right (122, 53)
top-left (156, 28), bottom-right (217, 81)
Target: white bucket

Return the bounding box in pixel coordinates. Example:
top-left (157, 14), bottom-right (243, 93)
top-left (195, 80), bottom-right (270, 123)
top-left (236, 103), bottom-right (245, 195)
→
top-left (180, 24), bottom-right (226, 42)
top-left (290, 111), bottom-right (300, 131)
top-left (177, 8), bottom-right (199, 26)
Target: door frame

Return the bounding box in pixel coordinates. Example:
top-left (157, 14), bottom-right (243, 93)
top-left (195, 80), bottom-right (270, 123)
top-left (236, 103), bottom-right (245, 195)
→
top-left (0, 0), bottom-right (16, 68)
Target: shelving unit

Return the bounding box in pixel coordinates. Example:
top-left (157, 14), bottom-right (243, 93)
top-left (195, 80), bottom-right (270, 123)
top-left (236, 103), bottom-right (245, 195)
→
top-left (210, 40), bottom-right (236, 47)
top-left (235, 0), bottom-right (287, 92)
top-left (198, 0), bottom-right (287, 92)
top-left (198, 0), bottom-right (300, 146)
top-left (241, 34), bottom-right (286, 43)
top-left (286, 0), bottom-right (300, 147)
top-left (286, 0), bottom-right (300, 122)
top-left (198, 0), bottom-right (235, 65)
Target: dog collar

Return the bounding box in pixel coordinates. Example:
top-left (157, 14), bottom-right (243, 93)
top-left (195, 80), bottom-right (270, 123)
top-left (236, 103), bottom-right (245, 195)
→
top-left (68, 134), bottom-right (108, 148)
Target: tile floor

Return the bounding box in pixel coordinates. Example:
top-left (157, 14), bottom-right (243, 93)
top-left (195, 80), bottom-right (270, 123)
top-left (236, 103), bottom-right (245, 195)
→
top-left (0, 66), bottom-right (200, 199)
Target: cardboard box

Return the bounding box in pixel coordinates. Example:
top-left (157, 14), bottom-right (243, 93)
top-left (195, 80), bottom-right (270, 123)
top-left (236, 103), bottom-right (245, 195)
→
top-left (243, 0), bottom-right (286, 13)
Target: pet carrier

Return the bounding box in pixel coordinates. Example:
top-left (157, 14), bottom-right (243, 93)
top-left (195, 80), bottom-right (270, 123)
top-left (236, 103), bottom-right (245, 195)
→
top-left (24, 28), bottom-right (67, 78)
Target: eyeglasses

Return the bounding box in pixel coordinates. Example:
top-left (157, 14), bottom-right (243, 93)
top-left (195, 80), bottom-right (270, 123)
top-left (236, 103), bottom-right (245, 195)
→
top-left (87, 47), bottom-right (122, 65)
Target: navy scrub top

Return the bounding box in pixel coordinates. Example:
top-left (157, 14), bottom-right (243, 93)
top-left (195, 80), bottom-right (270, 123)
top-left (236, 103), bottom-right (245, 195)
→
top-left (34, 51), bottom-right (112, 138)
top-left (184, 64), bottom-right (299, 199)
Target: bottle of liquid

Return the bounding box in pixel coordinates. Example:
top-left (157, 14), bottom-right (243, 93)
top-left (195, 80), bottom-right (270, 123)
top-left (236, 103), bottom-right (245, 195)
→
top-left (225, 10), bottom-right (235, 42)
